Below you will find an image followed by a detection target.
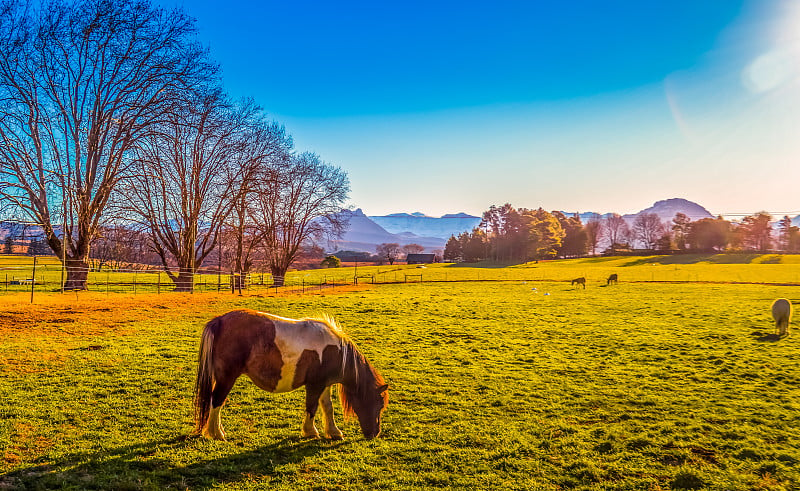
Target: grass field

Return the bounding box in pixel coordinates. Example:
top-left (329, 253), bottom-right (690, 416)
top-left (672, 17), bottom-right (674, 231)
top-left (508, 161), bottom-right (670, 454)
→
top-left (6, 253), bottom-right (800, 297)
top-left (2, 256), bottom-right (800, 489)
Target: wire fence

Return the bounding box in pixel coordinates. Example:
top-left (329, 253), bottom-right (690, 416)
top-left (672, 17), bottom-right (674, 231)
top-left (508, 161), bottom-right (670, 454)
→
top-left (0, 259), bottom-right (467, 303)
top-left (5, 254), bottom-right (800, 303)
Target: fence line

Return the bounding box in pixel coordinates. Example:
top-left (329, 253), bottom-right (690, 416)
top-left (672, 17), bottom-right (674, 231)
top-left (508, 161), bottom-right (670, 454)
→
top-left (4, 257), bottom-right (800, 303)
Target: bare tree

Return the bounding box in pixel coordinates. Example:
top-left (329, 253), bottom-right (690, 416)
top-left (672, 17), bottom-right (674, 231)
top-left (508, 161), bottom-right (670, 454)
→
top-left (90, 225), bottom-right (159, 270)
top-left (224, 117), bottom-right (293, 289)
top-left (584, 214), bottom-right (603, 256)
top-left (632, 213), bottom-right (665, 250)
top-left (402, 243), bottom-right (425, 257)
top-left (0, 0), bottom-right (211, 289)
top-left (603, 214), bottom-right (630, 252)
top-left (376, 243), bottom-right (401, 265)
top-left (121, 89), bottom-right (251, 291)
top-left (252, 152), bottom-right (349, 287)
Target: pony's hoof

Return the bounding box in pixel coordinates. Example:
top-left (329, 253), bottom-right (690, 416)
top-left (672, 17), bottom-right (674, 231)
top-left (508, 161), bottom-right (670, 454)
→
top-left (301, 431), bottom-right (320, 439)
top-left (202, 428), bottom-right (227, 441)
top-left (328, 434), bottom-right (344, 441)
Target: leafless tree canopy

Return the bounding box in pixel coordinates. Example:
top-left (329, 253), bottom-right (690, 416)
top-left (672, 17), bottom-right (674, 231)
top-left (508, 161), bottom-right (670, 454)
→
top-left (603, 213), bottom-right (630, 250)
top-left (632, 213), bottom-right (665, 250)
top-left (376, 243), bottom-right (401, 265)
top-left (584, 214), bottom-right (603, 255)
top-left (402, 243), bottom-right (425, 256)
top-left (223, 116), bottom-right (293, 287)
top-left (253, 152), bottom-right (350, 286)
top-left (120, 90), bottom-right (255, 291)
top-left (0, 0), bottom-right (212, 288)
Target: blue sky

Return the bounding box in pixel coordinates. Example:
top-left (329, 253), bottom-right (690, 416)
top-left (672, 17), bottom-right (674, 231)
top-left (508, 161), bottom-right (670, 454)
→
top-left (160, 1), bottom-right (800, 218)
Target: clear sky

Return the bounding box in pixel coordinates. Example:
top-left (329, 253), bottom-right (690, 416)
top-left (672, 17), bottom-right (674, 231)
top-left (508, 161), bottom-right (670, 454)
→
top-left (159, 0), bottom-right (800, 218)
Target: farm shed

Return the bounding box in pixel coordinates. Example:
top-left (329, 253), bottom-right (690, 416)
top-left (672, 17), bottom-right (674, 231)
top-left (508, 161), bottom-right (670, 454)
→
top-left (406, 253), bottom-right (436, 264)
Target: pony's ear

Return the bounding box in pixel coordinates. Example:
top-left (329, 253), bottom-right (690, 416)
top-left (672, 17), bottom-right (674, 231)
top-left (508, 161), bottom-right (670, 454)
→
top-left (378, 384), bottom-right (389, 393)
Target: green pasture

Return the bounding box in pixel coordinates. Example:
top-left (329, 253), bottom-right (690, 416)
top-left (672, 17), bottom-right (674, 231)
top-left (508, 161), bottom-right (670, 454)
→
top-left (4, 253), bottom-right (800, 297)
top-left (1, 257), bottom-right (800, 489)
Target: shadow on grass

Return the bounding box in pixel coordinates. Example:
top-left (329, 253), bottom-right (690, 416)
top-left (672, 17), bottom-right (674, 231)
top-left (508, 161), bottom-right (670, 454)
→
top-left (444, 260), bottom-right (527, 269)
top-left (621, 254), bottom-right (763, 266)
top-left (0, 433), bottom-right (348, 490)
top-left (750, 331), bottom-right (785, 343)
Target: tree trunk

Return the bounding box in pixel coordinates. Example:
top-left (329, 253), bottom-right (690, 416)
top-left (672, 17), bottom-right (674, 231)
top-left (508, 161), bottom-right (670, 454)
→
top-left (232, 271), bottom-right (248, 290)
top-left (64, 257), bottom-right (90, 290)
top-left (270, 265), bottom-right (287, 287)
top-left (173, 268), bottom-right (195, 292)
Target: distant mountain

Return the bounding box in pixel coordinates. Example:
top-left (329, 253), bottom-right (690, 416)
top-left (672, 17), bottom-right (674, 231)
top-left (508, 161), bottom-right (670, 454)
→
top-left (792, 215), bottom-right (800, 227)
top-left (369, 212), bottom-right (481, 239)
top-left (624, 198), bottom-right (714, 222)
top-left (385, 212), bottom-right (431, 218)
top-left (322, 209), bottom-right (446, 253)
top-left (0, 221), bottom-right (51, 240)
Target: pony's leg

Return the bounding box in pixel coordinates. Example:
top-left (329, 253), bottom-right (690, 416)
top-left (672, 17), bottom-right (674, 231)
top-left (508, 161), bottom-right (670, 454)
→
top-left (203, 377), bottom-right (236, 441)
top-left (318, 386), bottom-right (343, 440)
top-left (301, 385), bottom-right (324, 438)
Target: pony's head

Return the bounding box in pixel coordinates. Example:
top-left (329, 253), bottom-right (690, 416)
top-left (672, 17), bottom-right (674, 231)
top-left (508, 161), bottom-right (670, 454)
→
top-left (342, 380), bottom-right (388, 439)
top-left (339, 344), bottom-right (389, 439)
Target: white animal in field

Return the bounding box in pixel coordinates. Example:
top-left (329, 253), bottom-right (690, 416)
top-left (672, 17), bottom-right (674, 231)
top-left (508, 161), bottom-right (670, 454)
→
top-left (771, 298), bottom-right (792, 336)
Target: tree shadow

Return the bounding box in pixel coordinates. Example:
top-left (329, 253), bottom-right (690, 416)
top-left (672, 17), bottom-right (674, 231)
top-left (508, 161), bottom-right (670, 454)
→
top-left (1, 433), bottom-right (348, 489)
top-left (444, 260), bottom-right (527, 269)
top-left (621, 254), bottom-right (763, 266)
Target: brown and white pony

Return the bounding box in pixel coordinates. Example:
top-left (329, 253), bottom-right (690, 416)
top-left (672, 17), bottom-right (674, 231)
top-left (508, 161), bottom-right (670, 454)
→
top-left (193, 310), bottom-right (388, 440)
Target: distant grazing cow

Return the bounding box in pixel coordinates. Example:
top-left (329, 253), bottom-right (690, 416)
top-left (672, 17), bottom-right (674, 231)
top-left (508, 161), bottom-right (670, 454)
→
top-left (771, 298), bottom-right (792, 336)
top-left (607, 274), bottom-right (618, 285)
top-left (571, 277), bottom-right (586, 289)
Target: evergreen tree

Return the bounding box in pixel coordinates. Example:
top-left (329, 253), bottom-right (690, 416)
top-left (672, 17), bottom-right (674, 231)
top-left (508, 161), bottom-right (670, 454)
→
top-left (443, 235), bottom-right (462, 262)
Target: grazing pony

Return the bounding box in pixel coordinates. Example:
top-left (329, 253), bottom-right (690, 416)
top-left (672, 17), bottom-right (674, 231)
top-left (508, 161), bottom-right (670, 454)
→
top-left (607, 274), bottom-right (618, 285)
top-left (193, 310), bottom-right (388, 441)
top-left (771, 298), bottom-right (792, 336)
top-left (571, 277), bottom-right (586, 289)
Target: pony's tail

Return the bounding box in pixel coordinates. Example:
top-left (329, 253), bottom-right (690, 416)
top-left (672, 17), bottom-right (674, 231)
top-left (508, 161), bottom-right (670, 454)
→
top-left (193, 317), bottom-right (219, 434)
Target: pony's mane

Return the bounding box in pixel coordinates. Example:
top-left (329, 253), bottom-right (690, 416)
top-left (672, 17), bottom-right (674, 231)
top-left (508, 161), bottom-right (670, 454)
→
top-left (301, 313), bottom-right (387, 418)
top-left (302, 313), bottom-right (348, 339)
top-left (338, 337), bottom-right (388, 418)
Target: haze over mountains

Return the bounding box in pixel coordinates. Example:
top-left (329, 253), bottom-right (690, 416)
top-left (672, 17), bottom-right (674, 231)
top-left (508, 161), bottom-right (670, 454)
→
top-left (2, 198), bottom-right (796, 254)
top-left (330, 198), bottom-right (723, 253)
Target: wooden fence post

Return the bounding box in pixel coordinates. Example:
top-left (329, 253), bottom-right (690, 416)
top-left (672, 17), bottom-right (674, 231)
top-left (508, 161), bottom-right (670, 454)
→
top-left (29, 256), bottom-right (36, 304)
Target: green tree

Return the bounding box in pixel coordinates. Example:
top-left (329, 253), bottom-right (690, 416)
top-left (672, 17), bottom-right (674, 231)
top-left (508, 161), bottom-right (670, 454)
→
top-left (520, 208), bottom-right (564, 261)
top-left (553, 212), bottom-right (587, 258)
top-left (481, 203), bottom-right (523, 261)
top-left (655, 232), bottom-right (674, 251)
top-left (460, 229), bottom-right (487, 262)
top-left (777, 216), bottom-right (797, 251)
top-left (671, 213), bottom-right (691, 251)
top-left (320, 255), bottom-right (341, 268)
top-left (686, 217), bottom-right (730, 251)
top-left (443, 236), bottom-right (462, 262)
top-left (739, 212), bottom-right (772, 252)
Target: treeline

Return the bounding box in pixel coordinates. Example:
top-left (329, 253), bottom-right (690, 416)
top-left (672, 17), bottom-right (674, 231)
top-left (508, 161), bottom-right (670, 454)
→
top-left (444, 204), bottom-right (800, 262)
top-left (0, 0), bottom-right (349, 291)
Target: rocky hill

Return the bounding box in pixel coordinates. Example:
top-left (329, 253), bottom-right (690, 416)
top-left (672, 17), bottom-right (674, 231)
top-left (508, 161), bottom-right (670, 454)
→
top-left (623, 198), bottom-right (714, 222)
top-left (369, 212), bottom-right (481, 239)
top-left (323, 209), bottom-right (446, 253)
